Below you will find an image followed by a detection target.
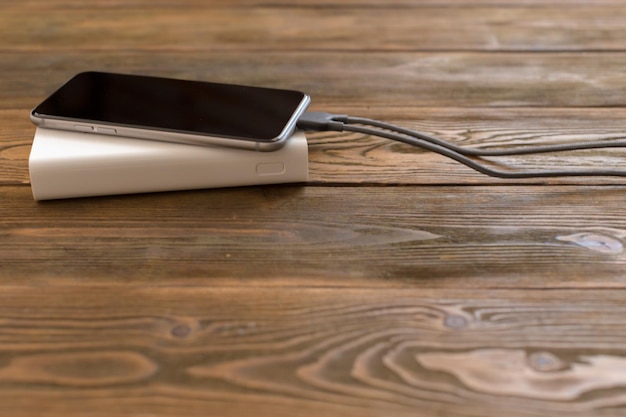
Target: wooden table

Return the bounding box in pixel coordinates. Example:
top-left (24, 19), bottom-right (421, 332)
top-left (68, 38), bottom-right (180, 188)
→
top-left (3, 1), bottom-right (626, 416)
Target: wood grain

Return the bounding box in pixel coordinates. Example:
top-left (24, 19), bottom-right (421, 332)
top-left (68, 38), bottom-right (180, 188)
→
top-left (3, 5), bottom-right (626, 52)
top-left (4, 52), bottom-right (626, 111)
top-left (3, 0), bottom-right (626, 8)
top-left (0, 287), bottom-right (623, 417)
top-left (3, 184), bottom-right (626, 288)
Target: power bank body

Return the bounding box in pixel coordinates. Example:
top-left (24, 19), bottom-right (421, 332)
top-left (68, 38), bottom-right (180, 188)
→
top-left (29, 127), bottom-right (309, 200)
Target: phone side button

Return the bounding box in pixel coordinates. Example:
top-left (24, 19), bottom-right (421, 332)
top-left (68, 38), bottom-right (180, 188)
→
top-left (256, 162), bottom-right (285, 176)
top-left (74, 124), bottom-right (94, 133)
top-left (96, 127), bottom-right (117, 135)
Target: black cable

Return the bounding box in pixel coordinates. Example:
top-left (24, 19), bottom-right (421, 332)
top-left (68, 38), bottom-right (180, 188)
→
top-left (342, 124), bottom-right (626, 178)
top-left (337, 115), bottom-right (626, 157)
top-left (297, 112), bottom-right (626, 179)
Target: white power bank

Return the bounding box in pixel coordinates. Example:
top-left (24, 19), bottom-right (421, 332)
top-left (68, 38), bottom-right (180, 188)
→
top-left (29, 128), bottom-right (309, 200)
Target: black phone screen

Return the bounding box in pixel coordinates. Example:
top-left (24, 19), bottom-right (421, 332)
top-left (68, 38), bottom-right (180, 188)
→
top-left (32, 72), bottom-right (309, 142)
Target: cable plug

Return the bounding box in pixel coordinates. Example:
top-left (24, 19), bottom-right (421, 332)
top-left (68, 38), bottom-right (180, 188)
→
top-left (297, 112), bottom-right (347, 132)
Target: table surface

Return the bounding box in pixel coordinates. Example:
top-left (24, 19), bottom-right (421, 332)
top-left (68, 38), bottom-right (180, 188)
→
top-left (3, 1), bottom-right (626, 416)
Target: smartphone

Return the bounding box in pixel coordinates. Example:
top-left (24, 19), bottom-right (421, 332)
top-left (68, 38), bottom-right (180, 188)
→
top-left (31, 71), bottom-right (310, 151)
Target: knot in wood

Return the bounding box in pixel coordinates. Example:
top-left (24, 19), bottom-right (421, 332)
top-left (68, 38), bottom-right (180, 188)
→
top-left (557, 232), bottom-right (623, 254)
top-left (527, 351), bottom-right (565, 372)
top-left (171, 324), bottom-right (192, 338)
top-left (444, 314), bottom-right (468, 330)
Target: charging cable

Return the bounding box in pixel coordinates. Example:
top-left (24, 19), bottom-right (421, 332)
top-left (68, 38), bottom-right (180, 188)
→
top-left (297, 112), bottom-right (626, 178)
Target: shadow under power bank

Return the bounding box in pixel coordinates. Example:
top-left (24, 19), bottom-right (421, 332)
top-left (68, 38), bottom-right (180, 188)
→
top-left (29, 127), bottom-right (309, 200)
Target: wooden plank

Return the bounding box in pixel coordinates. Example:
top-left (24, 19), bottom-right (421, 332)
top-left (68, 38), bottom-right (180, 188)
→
top-left (3, 0), bottom-right (625, 8)
top-left (0, 110), bottom-right (32, 186)
top-left (2, 184), bottom-right (626, 288)
top-left (6, 107), bottom-right (626, 186)
top-left (0, 286), bottom-right (623, 416)
top-left (4, 52), bottom-right (626, 111)
top-left (3, 5), bottom-right (626, 52)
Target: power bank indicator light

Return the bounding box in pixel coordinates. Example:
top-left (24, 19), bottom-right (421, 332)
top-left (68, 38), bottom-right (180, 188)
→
top-left (256, 162), bottom-right (285, 176)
